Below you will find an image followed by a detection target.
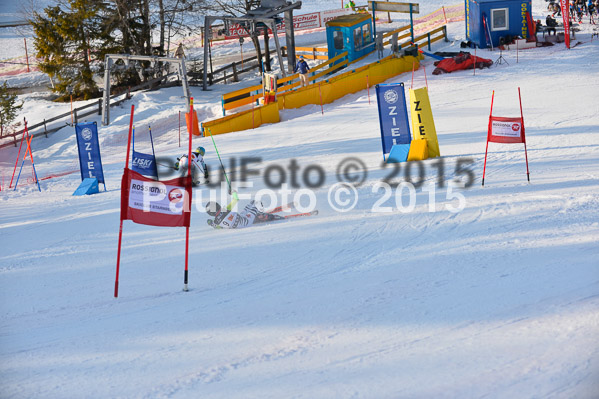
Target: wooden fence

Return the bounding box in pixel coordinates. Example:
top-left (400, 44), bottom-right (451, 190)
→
top-left (219, 23), bottom-right (447, 115)
top-left (0, 74), bottom-right (173, 149)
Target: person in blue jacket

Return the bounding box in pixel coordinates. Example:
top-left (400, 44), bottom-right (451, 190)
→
top-left (294, 55), bottom-right (311, 87)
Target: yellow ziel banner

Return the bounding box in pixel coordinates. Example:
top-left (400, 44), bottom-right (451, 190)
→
top-left (409, 87), bottom-right (440, 158)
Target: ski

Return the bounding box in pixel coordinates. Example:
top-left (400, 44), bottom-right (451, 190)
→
top-left (253, 210), bottom-right (318, 224)
top-left (266, 201), bottom-right (295, 214)
top-left (281, 210), bottom-right (319, 219)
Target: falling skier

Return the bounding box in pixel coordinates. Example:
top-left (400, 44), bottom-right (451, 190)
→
top-left (206, 195), bottom-right (317, 229)
top-left (175, 146), bottom-right (209, 186)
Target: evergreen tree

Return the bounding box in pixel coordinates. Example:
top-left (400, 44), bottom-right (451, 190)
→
top-left (31, 0), bottom-right (116, 100)
top-left (0, 82), bottom-right (23, 137)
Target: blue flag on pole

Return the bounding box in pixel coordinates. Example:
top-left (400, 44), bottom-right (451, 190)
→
top-left (75, 121), bottom-right (105, 184)
top-left (132, 150), bottom-right (158, 178)
top-left (131, 125), bottom-right (159, 179)
top-left (375, 83), bottom-right (411, 160)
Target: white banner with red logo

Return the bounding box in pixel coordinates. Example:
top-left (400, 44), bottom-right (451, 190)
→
top-left (488, 117), bottom-right (525, 143)
top-left (120, 168), bottom-right (192, 227)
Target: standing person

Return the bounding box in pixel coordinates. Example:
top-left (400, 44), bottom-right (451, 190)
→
top-left (174, 42), bottom-right (185, 58)
top-left (175, 146), bottom-right (209, 186)
top-left (294, 55), bottom-right (310, 87)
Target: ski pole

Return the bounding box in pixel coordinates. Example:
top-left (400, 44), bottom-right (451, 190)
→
top-left (206, 127), bottom-right (232, 194)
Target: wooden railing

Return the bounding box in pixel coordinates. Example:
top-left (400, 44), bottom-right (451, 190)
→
top-left (221, 51), bottom-right (349, 115)
top-left (380, 25), bottom-right (448, 52)
top-left (284, 46), bottom-right (329, 60)
top-left (409, 25), bottom-right (448, 51)
top-left (188, 48), bottom-right (279, 86)
top-left (0, 73), bottom-right (174, 149)
top-left (219, 22), bottom-right (447, 115)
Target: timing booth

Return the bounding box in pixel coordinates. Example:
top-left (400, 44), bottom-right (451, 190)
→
top-left (326, 14), bottom-right (375, 63)
top-left (465, 0), bottom-right (532, 48)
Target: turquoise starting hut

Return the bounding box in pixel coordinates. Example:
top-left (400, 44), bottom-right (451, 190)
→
top-left (326, 14), bottom-right (374, 63)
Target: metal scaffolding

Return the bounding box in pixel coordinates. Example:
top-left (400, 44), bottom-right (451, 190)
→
top-left (101, 54), bottom-right (190, 125)
top-left (202, 0), bottom-right (302, 91)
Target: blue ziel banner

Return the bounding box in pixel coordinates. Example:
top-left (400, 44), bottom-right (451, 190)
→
top-left (75, 122), bottom-right (105, 184)
top-left (132, 150), bottom-right (158, 179)
top-left (375, 83), bottom-right (411, 159)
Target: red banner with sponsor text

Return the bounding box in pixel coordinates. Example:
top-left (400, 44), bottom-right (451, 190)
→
top-left (120, 168), bottom-right (192, 227)
top-left (487, 116), bottom-right (526, 144)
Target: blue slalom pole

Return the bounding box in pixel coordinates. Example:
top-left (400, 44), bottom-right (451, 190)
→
top-left (148, 125), bottom-right (158, 179)
top-left (31, 161), bottom-right (41, 192)
top-left (14, 160), bottom-right (25, 190)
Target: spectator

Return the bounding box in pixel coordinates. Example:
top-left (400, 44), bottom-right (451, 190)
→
top-left (545, 15), bottom-right (558, 35)
top-left (294, 55), bottom-right (311, 87)
top-left (174, 43), bottom-right (185, 59)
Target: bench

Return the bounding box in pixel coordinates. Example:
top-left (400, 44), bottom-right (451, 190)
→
top-left (537, 25), bottom-right (576, 41)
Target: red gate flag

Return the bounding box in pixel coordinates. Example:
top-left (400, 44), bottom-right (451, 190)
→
top-left (115, 100), bottom-right (194, 297)
top-left (488, 116), bottom-right (525, 144)
top-left (120, 168), bottom-right (191, 227)
top-left (482, 88), bottom-right (530, 186)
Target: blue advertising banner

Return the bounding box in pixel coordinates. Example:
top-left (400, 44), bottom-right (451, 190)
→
top-left (132, 150), bottom-right (158, 179)
top-left (75, 122), bottom-right (105, 184)
top-left (375, 83), bottom-right (411, 160)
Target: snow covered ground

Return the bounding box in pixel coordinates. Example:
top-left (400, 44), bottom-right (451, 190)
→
top-left (1, 1), bottom-right (599, 398)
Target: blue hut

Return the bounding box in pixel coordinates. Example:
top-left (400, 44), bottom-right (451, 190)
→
top-left (465, 0), bottom-right (532, 48)
top-left (326, 13), bottom-right (374, 62)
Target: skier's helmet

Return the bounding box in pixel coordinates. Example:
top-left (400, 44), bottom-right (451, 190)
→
top-left (205, 201), bottom-right (221, 216)
top-left (194, 146), bottom-right (205, 157)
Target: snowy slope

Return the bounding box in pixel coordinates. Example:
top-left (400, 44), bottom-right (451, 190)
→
top-left (1, 2), bottom-right (599, 398)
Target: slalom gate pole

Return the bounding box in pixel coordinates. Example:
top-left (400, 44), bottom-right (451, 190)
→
top-left (13, 159), bottom-right (26, 190)
top-left (318, 83), bottom-right (324, 115)
top-left (9, 121), bottom-right (27, 188)
top-left (24, 131), bottom-right (41, 192)
top-left (148, 125), bottom-right (157, 164)
top-left (14, 130), bottom-right (34, 190)
top-left (518, 87), bottom-right (530, 182)
top-left (124, 106), bottom-right (135, 168)
top-left (114, 220), bottom-right (124, 297)
top-left (474, 46), bottom-right (476, 76)
top-left (366, 75), bottom-right (371, 104)
top-left (482, 90), bottom-right (495, 186)
top-left (183, 99), bottom-right (194, 292)
top-left (424, 65), bottom-right (428, 89)
top-left (31, 160), bottom-right (41, 192)
top-left (482, 140), bottom-right (490, 186)
top-left (115, 105), bottom-right (135, 298)
top-left (206, 127), bottom-right (232, 194)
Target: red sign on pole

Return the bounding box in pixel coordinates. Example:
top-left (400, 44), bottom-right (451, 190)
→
top-left (120, 169), bottom-right (191, 227)
top-left (114, 101), bottom-right (194, 297)
top-left (482, 88), bottom-right (530, 186)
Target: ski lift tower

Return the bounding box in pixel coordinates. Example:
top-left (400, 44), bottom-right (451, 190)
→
top-left (202, 0), bottom-right (302, 91)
